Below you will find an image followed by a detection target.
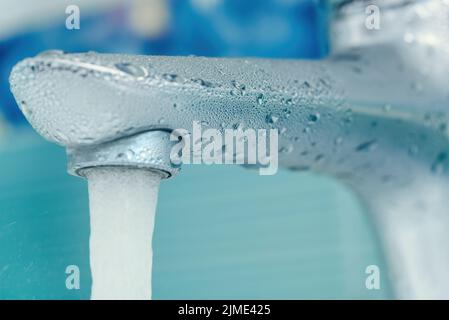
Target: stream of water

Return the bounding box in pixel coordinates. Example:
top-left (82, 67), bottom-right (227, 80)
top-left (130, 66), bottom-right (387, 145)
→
top-left (85, 167), bottom-right (162, 300)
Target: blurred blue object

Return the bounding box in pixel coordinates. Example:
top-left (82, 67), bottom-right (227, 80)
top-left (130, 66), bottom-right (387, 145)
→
top-left (0, 0), bottom-right (328, 125)
top-left (167, 0), bottom-right (329, 57)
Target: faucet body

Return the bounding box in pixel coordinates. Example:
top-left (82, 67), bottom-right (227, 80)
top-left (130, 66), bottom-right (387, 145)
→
top-left (9, 0), bottom-right (449, 298)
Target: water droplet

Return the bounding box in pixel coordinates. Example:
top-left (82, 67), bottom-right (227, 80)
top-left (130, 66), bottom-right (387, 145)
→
top-left (232, 80), bottom-right (245, 90)
top-left (115, 62), bottom-right (148, 78)
top-left (355, 139), bottom-right (378, 152)
top-left (308, 113), bottom-right (320, 123)
top-left (315, 154), bottom-right (325, 163)
top-left (319, 78), bottom-right (329, 88)
top-left (232, 122), bottom-right (244, 130)
top-left (192, 78), bottom-right (213, 87)
top-left (19, 100), bottom-right (33, 117)
top-left (126, 149), bottom-right (135, 160)
top-left (78, 68), bottom-right (89, 78)
top-left (158, 117), bottom-right (166, 124)
top-left (266, 113), bottom-right (279, 124)
top-left (231, 80), bottom-right (246, 95)
top-left (279, 127), bottom-right (287, 135)
top-left (279, 145), bottom-right (293, 154)
top-left (257, 94), bottom-right (264, 105)
top-left (162, 73), bottom-right (178, 82)
top-left (383, 104), bottom-right (392, 112)
top-left (431, 152), bottom-right (448, 174)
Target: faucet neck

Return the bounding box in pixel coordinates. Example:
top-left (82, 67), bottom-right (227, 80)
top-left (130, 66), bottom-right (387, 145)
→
top-left (330, 0), bottom-right (448, 53)
top-left (330, 0), bottom-right (449, 90)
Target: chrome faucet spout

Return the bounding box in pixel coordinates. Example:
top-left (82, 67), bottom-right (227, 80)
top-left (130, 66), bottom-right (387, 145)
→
top-left (68, 130), bottom-right (180, 178)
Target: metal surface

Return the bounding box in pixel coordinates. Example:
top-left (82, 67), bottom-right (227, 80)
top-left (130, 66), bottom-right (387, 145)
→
top-left (67, 130), bottom-right (180, 178)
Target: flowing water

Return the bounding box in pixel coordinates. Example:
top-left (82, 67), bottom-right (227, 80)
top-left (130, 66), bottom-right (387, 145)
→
top-left (85, 167), bottom-right (162, 300)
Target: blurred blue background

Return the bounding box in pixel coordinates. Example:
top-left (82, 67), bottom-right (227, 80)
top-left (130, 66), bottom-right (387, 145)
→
top-left (0, 0), bottom-right (391, 299)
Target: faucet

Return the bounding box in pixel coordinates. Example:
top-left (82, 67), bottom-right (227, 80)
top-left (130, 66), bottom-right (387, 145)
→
top-left (9, 0), bottom-right (449, 299)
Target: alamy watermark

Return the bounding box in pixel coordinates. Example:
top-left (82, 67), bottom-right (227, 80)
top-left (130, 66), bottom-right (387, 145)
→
top-left (365, 5), bottom-right (380, 30)
top-left (365, 265), bottom-right (381, 290)
top-left (65, 264), bottom-right (80, 290)
top-left (66, 5), bottom-right (80, 30)
top-left (170, 121), bottom-right (279, 175)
